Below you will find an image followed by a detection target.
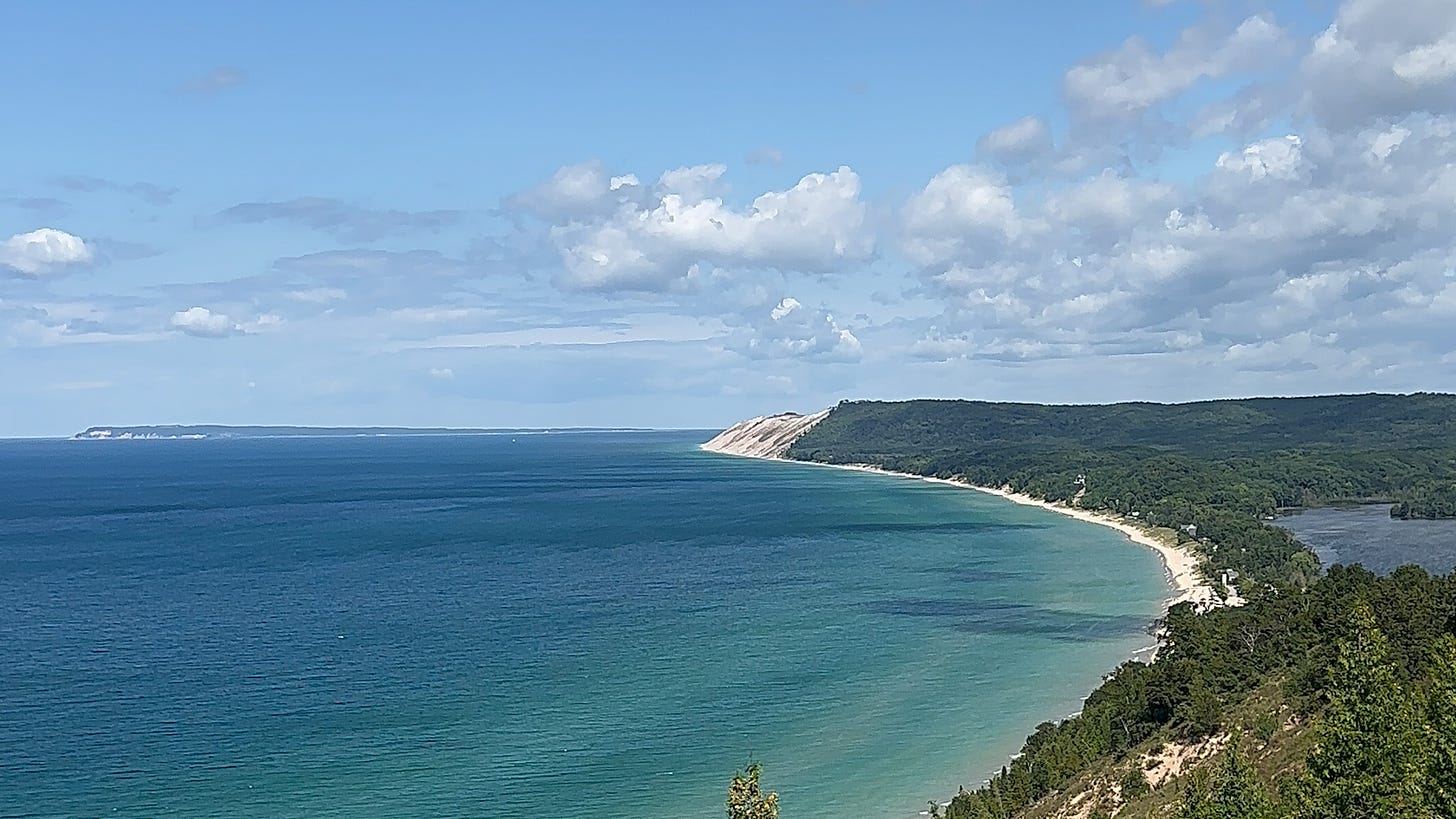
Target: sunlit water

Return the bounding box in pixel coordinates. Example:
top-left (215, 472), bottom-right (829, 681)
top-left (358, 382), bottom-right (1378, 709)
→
top-left (0, 432), bottom-right (1170, 818)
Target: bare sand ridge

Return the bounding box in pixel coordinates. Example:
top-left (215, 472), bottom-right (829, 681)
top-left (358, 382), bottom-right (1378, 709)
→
top-left (701, 409), bottom-right (831, 458)
top-left (700, 410), bottom-right (1225, 612)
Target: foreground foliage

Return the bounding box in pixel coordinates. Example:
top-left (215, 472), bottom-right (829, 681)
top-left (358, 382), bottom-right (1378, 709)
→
top-left (1176, 738), bottom-right (1277, 819)
top-left (726, 762), bottom-right (779, 819)
top-left (938, 567), bottom-right (1456, 818)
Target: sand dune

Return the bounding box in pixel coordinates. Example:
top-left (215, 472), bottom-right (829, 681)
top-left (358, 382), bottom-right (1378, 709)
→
top-left (700, 409), bottom-right (830, 458)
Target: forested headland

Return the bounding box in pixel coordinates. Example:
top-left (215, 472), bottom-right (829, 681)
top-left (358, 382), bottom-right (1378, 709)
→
top-left (726, 393), bottom-right (1456, 818)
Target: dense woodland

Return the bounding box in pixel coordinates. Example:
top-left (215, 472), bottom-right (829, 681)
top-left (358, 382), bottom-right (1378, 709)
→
top-left (790, 395), bottom-right (1456, 586)
top-left (728, 394), bottom-right (1456, 818)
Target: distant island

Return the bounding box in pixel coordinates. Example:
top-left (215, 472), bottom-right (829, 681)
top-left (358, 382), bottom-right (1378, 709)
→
top-left (73, 424), bottom-right (648, 440)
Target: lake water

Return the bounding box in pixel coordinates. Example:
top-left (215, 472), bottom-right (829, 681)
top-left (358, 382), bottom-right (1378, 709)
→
top-left (0, 432), bottom-right (1170, 818)
top-left (1274, 504), bottom-right (1456, 575)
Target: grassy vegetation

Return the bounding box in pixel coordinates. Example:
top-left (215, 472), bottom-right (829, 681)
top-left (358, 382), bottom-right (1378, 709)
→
top-left (1014, 680), bottom-right (1314, 819)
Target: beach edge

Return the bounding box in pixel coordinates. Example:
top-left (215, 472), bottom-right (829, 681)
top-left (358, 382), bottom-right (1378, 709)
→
top-left (699, 444), bottom-right (1222, 613)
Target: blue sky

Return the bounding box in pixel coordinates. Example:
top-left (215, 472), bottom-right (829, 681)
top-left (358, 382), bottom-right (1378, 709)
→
top-left (4, 0), bottom-right (1455, 435)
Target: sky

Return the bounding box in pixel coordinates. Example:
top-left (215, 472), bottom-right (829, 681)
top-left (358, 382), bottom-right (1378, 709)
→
top-left (3, 0), bottom-right (1455, 435)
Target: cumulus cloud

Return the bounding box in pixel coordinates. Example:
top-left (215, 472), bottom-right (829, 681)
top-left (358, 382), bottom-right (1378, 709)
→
top-left (735, 297), bottom-right (862, 362)
top-left (656, 164), bottom-right (728, 203)
top-left (1213, 135), bottom-right (1307, 181)
top-left (901, 165), bottom-right (1033, 267)
top-left (508, 160), bottom-right (624, 222)
top-left (1044, 171), bottom-right (1175, 247)
top-left (0, 228), bottom-right (95, 276)
top-left (904, 116), bottom-right (1456, 370)
top-left (170, 307), bottom-right (239, 338)
top-left (897, 0), bottom-right (1456, 383)
top-left (516, 163), bottom-right (873, 291)
top-left (1300, 0), bottom-right (1456, 128)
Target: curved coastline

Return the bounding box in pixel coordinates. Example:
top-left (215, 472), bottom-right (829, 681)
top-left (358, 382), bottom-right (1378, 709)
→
top-left (701, 446), bottom-right (1220, 614)
top-left (702, 442), bottom-right (1217, 815)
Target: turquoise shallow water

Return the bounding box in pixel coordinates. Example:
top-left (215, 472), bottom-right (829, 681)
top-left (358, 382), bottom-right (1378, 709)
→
top-left (0, 431), bottom-right (1168, 818)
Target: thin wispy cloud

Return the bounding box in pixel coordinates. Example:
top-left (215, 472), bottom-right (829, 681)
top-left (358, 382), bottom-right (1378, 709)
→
top-left (52, 176), bottom-right (177, 207)
top-left (182, 66), bottom-right (247, 95)
top-left (215, 197), bottom-right (465, 242)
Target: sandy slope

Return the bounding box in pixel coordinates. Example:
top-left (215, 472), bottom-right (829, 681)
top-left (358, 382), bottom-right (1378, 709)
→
top-left (700, 409), bottom-right (830, 458)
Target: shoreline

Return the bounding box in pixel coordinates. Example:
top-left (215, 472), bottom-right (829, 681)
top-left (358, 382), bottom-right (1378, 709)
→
top-left (703, 447), bottom-right (1223, 615)
top-left (702, 443), bottom-right (1225, 817)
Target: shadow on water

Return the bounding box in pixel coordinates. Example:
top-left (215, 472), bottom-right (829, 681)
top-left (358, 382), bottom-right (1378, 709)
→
top-left (828, 520), bottom-right (1050, 535)
top-left (918, 563), bottom-right (1037, 584)
top-left (864, 598), bottom-right (1155, 641)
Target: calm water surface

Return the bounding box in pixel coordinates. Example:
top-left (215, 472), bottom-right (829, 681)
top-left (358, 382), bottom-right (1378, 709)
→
top-left (0, 432), bottom-right (1170, 818)
top-left (1275, 504), bottom-right (1456, 575)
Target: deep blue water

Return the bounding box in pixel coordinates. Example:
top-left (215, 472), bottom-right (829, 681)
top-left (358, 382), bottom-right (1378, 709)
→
top-left (0, 432), bottom-right (1169, 818)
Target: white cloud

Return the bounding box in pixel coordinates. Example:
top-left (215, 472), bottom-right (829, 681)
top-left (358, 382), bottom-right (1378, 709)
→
top-left (287, 287), bottom-right (347, 303)
top-left (901, 165), bottom-right (1031, 266)
top-left (1063, 14), bottom-right (1286, 125)
top-left (389, 307), bottom-right (489, 323)
top-left (656, 164), bottom-right (727, 203)
top-left (509, 160), bottom-right (619, 221)
top-left (1045, 171), bottom-right (1175, 245)
top-left (170, 307), bottom-right (239, 338)
top-left (1393, 34), bottom-right (1456, 84)
top-left (429, 367), bottom-right (455, 379)
top-left (1301, 0), bottom-right (1456, 128)
top-left (1214, 135), bottom-right (1306, 180)
top-left (0, 228), bottom-right (95, 276)
top-left (909, 333), bottom-right (975, 362)
top-left (737, 296), bottom-right (861, 362)
top-left (902, 40), bottom-right (1456, 377)
top-left (977, 116), bottom-right (1052, 163)
top-left (539, 165), bottom-right (872, 291)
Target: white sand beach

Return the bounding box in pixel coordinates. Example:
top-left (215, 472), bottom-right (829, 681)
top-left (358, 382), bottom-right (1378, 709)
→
top-left (799, 461), bottom-right (1222, 612)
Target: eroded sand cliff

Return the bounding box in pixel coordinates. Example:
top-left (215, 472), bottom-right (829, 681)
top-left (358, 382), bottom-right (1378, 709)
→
top-left (700, 409), bottom-right (830, 458)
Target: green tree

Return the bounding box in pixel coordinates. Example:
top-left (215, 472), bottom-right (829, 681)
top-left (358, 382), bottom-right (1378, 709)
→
top-left (726, 762), bottom-right (779, 819)
top-left (1120, 767), bottom-right (1151, 800)
top-left (1175, 738), bottom-right (1275, 819)
top-left (1426, 635), bottom-right (1456, 816)
top-left (1290, 602), bottom-right (1432, 819)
